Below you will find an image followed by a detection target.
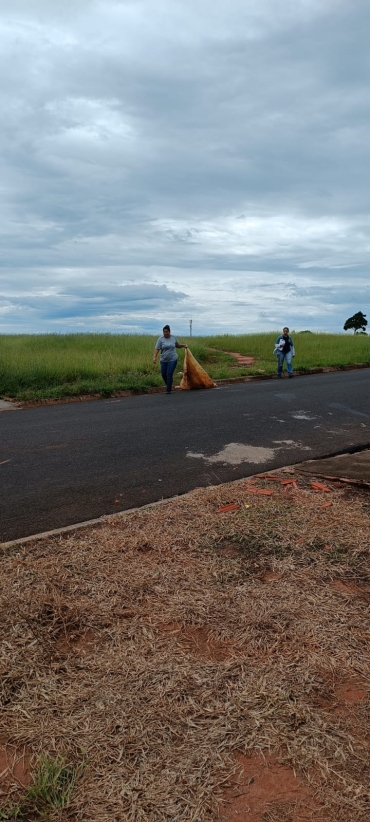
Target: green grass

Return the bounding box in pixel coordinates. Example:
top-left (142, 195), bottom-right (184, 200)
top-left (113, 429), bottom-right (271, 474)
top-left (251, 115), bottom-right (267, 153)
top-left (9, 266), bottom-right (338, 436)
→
top-left (0, 331), bottom-right (369, 401)
top-left (0, 754), bottom-right (84, 820)
top-left (203, 331), bottom-right (370, 372)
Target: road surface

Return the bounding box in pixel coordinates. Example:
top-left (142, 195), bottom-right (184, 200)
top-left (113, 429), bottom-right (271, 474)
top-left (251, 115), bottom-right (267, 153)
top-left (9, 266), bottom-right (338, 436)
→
top-left (1, 369), bottom-right (369, 541)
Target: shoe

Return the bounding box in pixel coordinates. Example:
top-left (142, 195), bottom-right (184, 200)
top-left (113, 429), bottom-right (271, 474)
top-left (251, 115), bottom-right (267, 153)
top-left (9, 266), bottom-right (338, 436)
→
top-left (277, 375), bottom-right (282, 379)
top-left (166, 390), bottom-right (171, 394)
top-left (288, 375), bottom-right (294, 379)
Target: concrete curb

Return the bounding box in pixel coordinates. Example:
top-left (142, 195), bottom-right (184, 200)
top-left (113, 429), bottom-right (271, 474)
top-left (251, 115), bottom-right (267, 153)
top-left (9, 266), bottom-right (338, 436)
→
top-left (0, 399), bottom-right (21, 411)
top-left (2, 442), bottom-right (370, 549)
top-left (0, 457), bottom-right (308, 549)
top-left (215, 362), bottom-right (370, 385)
top-left (0, 493), bottom-right (195, 550)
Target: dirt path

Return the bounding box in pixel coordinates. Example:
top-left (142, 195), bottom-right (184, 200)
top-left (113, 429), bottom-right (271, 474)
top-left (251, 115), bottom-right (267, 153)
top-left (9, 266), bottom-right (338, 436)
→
top-left (208, 348), bottom-right (257, 367)
top-left (223, 350), bottom-right (256, 366)
top-left (0, 470), bottom-right (369, 821)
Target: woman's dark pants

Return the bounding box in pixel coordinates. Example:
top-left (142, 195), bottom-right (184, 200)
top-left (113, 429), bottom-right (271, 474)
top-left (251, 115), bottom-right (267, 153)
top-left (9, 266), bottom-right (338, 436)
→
top-left (160, 360), bottom-right (177, 393)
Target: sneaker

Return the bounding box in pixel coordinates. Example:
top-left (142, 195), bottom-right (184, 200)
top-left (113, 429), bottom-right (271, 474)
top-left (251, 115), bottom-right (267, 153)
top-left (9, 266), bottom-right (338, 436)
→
top-left (288, 375), bottom-right (294, 379)
top-left (166, 390), bottom-right (171, 394)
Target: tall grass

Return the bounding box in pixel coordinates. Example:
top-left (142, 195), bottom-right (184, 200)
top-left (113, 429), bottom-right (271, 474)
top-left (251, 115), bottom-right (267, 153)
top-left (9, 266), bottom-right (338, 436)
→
top-left (0, 332), bottom-right (368, 400)
top-left (0, 333), bottom-right (162, 399)
top-left (202, 331), bottom-right (370, 369)
top-left (202, 331), bottom-right (370, 376)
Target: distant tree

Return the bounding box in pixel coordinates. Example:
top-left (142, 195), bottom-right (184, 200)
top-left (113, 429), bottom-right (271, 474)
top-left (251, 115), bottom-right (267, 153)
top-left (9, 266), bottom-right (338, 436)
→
top-left (343, 311), bottom-right (368, 334)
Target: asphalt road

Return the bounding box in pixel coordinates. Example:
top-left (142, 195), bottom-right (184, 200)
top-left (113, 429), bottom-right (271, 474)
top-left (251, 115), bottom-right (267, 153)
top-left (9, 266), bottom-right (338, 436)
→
top-left (1, 369), bottom-right (370, 542)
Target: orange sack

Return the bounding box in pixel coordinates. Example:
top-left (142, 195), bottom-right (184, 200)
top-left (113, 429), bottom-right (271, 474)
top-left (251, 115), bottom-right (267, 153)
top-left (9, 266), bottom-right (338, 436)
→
top-left (179, 348), bottom-right (215, 390)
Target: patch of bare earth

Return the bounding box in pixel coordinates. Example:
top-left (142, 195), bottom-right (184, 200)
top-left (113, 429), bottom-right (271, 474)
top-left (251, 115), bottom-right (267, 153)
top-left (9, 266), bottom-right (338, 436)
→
top-left (217, 751), bottom-right (320, 822)
top-left (0, 740), bottom-right (33, 800)
top-left (0, 473), bottom-right (369, 820)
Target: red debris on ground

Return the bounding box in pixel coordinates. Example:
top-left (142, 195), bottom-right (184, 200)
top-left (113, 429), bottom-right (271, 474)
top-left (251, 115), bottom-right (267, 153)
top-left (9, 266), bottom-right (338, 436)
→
top-left (311, 481), bottom-right (332, 492)
top-left (216, 503), bottom-right (240, 513)
top-left (245, 487), bottom-right (274, 496)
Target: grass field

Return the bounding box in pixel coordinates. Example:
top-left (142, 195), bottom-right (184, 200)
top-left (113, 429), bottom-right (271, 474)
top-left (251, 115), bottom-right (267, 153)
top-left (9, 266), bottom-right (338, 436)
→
top-left (0, 332), bottom-right (369, 401)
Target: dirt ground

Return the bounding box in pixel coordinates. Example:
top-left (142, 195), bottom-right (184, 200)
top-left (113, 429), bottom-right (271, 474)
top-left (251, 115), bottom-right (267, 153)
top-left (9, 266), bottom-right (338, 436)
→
top-left (0, 469), bottom-right (369, 821)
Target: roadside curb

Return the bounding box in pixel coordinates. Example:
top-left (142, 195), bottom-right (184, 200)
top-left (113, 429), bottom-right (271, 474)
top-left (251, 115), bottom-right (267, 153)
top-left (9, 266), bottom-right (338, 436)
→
top-left (2, 362), bottom-right (370, 410)
top-left (4, 442), bottom-right (370, 548)
top-left (0, 493), bottom-right (198, 550)
top-left (215, 362), bottom-right (370, 386)
top-left (0, 460), bottom-right (305, 549)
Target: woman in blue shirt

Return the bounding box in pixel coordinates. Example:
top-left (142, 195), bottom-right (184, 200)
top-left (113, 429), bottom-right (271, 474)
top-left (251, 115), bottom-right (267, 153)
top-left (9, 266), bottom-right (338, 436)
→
top-left (153, 325), bottom-right (188, 394)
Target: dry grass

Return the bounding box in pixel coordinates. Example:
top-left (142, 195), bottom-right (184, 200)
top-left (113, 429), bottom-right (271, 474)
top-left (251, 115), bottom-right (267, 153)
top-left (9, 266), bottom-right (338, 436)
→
top-left (0, 473), bottom-right (369, 821)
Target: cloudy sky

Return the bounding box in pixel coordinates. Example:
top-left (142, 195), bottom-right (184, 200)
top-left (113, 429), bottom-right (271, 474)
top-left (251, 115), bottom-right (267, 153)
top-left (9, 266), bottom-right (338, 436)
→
top-left (1, 0), bottom-right (369, 335)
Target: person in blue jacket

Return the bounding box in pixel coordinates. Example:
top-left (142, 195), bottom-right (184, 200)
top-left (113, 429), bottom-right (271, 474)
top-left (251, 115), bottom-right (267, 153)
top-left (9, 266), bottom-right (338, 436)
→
top-left (274, 327), bottom-right (295, 378)
top-left (153, 325), bottom-right (188, 394)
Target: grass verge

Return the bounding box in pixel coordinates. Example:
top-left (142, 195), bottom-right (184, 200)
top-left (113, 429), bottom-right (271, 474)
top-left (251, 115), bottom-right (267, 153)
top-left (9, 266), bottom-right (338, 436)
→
top-left (0, 332), bottom-right (369, 400)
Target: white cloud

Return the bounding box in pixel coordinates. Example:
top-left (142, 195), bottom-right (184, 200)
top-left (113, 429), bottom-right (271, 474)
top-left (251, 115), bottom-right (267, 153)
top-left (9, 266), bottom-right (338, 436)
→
top-left (0, 0), bottom-right (369, 334)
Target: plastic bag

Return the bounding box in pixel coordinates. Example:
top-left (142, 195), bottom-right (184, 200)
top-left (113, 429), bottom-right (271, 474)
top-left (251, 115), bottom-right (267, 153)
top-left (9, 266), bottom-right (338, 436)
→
top-left (179, 348), bottom-right (215, 390)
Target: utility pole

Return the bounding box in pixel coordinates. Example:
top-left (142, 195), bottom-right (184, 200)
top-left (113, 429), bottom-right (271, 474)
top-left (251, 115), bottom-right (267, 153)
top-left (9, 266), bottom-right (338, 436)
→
top-left (189, 319), bottom-right (192, 337)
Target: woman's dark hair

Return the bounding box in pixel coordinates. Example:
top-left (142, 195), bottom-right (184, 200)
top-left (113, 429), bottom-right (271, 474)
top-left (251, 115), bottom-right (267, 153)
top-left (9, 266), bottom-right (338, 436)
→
top-left (163, 325), bottom-right (171, 332)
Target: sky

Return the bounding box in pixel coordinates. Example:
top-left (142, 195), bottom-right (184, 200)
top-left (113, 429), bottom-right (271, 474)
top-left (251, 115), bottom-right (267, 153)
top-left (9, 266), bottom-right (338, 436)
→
top-left (0, 0), bottom-right (369, 336)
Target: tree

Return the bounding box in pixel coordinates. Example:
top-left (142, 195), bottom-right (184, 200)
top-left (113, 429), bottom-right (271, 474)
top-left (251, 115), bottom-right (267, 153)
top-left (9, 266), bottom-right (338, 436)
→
top-left (343, 311), bottom-right (368, 334)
